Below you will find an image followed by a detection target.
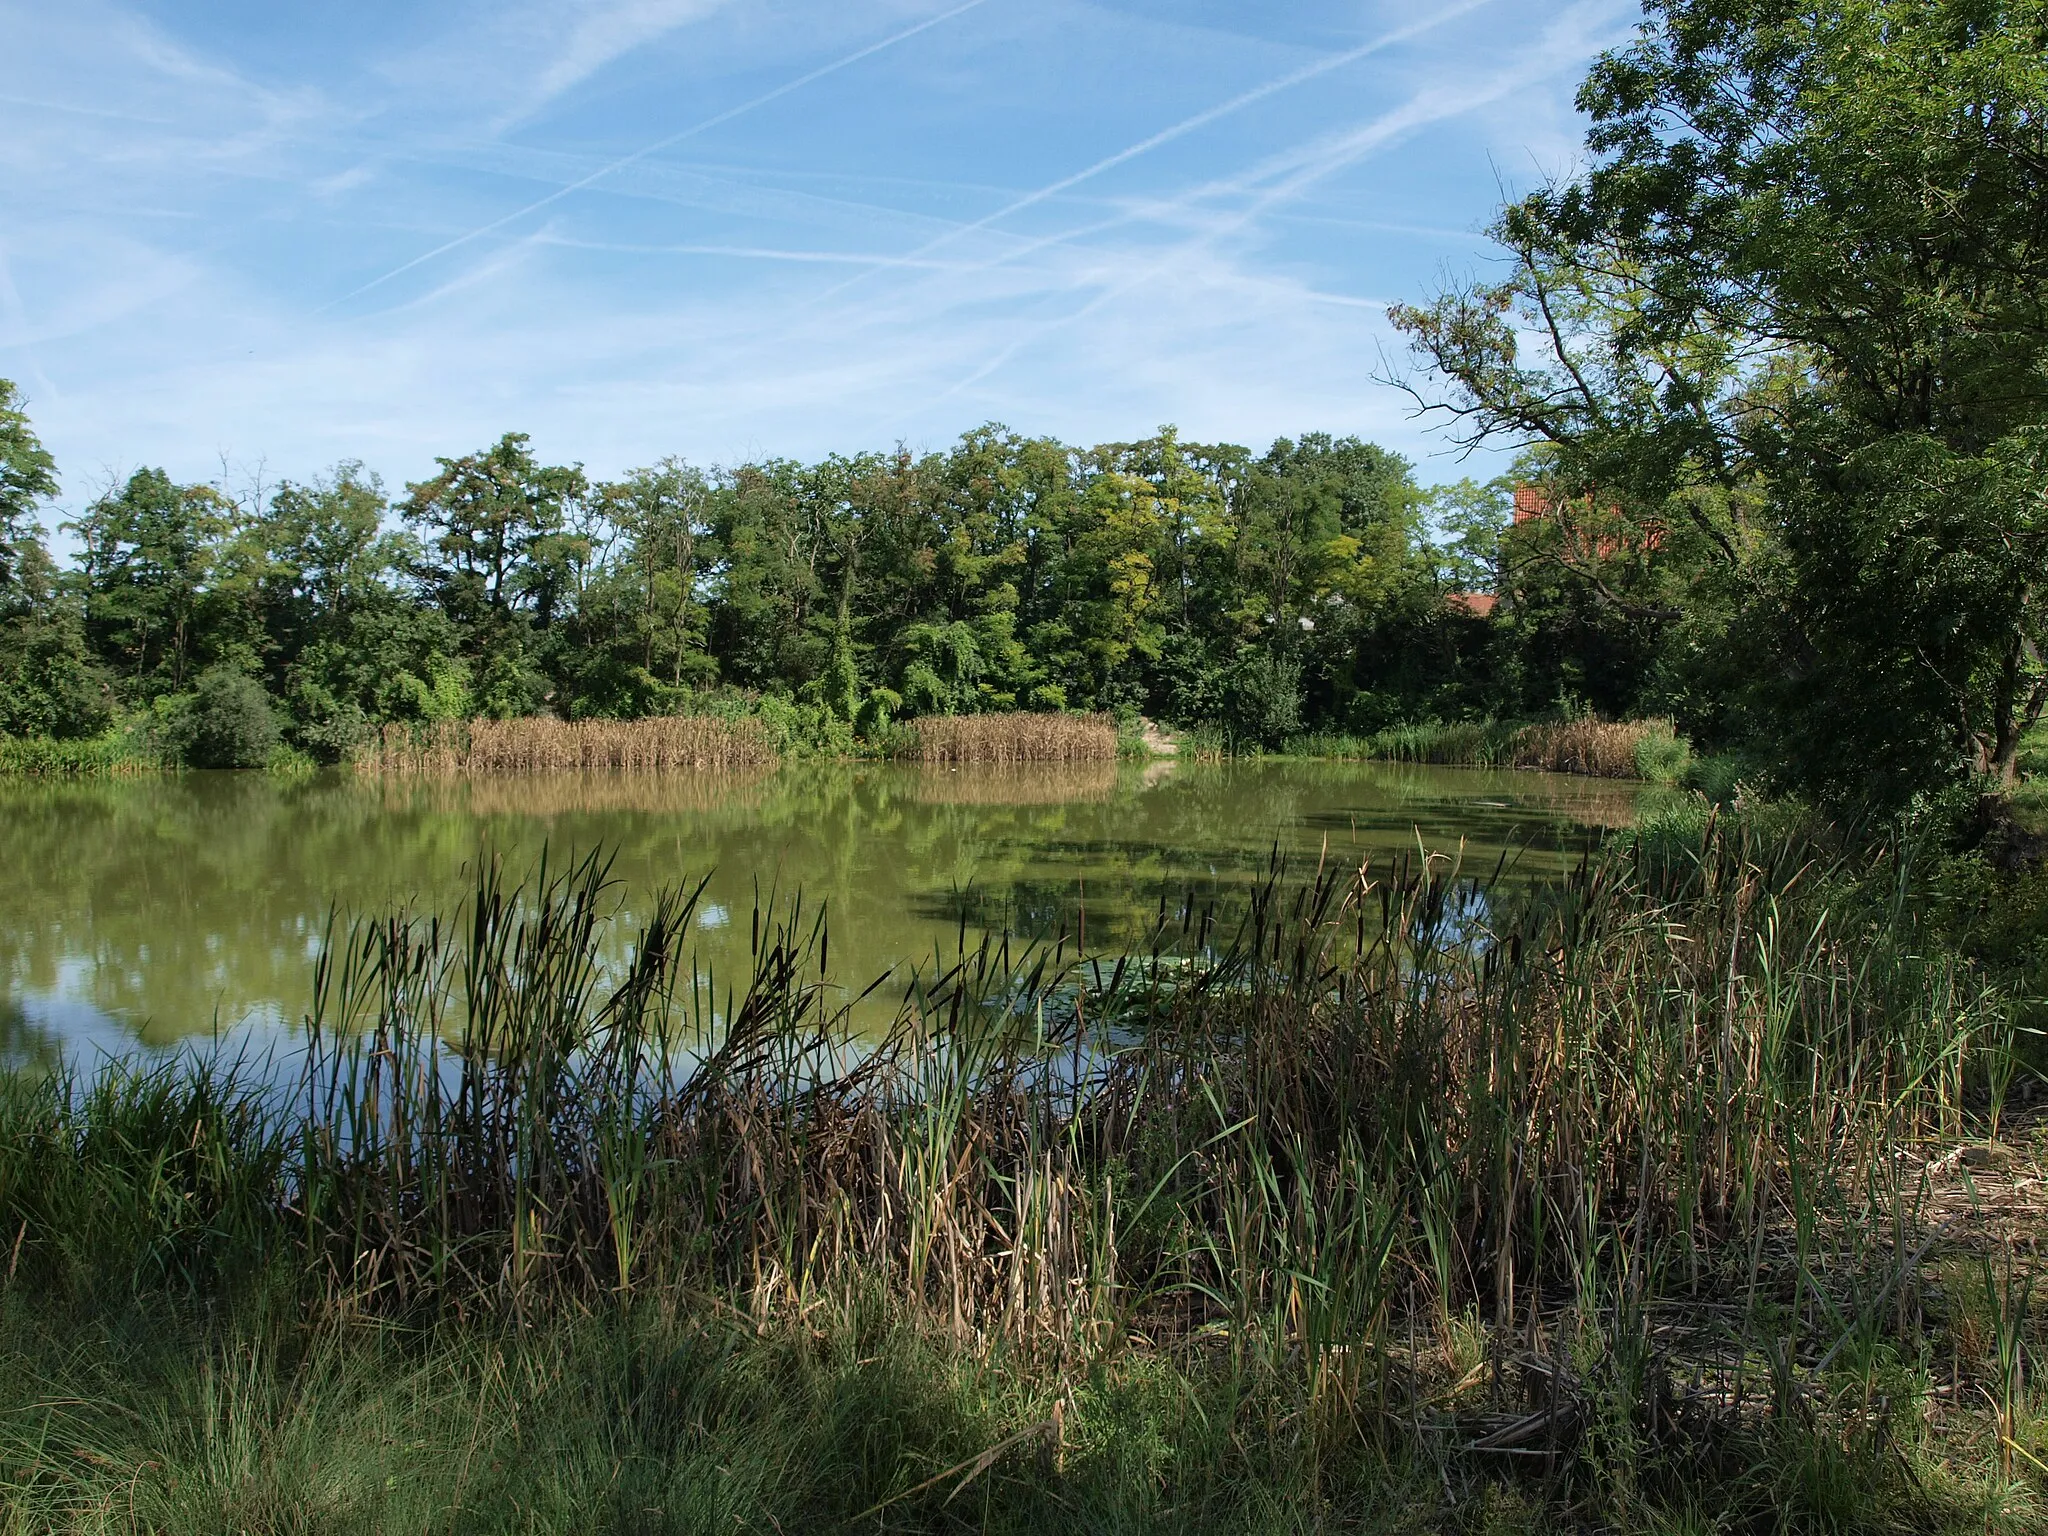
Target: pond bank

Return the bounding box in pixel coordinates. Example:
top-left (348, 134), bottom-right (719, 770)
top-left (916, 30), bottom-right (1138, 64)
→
top-left (2, 828), bottom-right (2040, 1532)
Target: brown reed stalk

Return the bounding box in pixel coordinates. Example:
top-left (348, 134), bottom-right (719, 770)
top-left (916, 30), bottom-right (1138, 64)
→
top-left (354, 715), bottom-right (778, 777)
top-left (1509, 718), bottom-right (1664, 778)
top-left (909, 713), bottom-right (1116, 765)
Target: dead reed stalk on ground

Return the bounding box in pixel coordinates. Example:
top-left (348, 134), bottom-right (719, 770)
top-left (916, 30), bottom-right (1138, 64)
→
top-left (910, 713), bottom-right (1116, 765)
top-left (357, 716), bottom-right (777, 776)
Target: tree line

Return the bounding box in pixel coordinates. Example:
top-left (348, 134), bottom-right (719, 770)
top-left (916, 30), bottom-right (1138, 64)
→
top-left (0, 401), bottom-right (1665, 765)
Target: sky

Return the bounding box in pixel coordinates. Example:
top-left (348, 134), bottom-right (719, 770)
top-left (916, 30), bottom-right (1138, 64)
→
top-left (0, 0), bottom-right (1642, 508)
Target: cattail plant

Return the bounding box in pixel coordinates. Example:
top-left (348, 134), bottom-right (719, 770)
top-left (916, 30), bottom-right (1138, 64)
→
top-left (0, 818), bottom-right (2031, 1493)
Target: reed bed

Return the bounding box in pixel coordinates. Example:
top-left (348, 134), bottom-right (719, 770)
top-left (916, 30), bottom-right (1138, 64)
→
top-left (0, 734), bottom-right (155, 777)
top-left (1, 822), bottom-right (2039, 1526)
top-left (357, 714), bottom-right (777, 776)
top-left (910, 711), bottom-right (1116, 765)
top-left (1511, 716), bottom-right (1679, 779)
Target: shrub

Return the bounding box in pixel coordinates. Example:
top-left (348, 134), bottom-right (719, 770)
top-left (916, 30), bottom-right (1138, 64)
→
top-left (1682, 752), bottom-right (1752, 803)
top-left (1630, 720), bottom-right (1692, 784)
top-left (165, 669), bottom-right (281, 769)
top-left (0, 629), bottom-right (114, 740)
top-left (1218, 652), bottom-right (1301, 750)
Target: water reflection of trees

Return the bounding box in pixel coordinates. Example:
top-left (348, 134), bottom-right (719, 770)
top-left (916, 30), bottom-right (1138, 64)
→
top-left (0, 763), bottom-right (1643, 1048)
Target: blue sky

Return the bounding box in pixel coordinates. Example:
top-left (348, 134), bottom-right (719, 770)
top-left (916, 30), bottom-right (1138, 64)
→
top-left (1, 0), bottom-right (1639, 503)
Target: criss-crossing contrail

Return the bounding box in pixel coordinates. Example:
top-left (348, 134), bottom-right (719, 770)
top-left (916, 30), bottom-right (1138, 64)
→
top-left (823, 0), bottom-right (1496, 292)
top-left (320, 0), bottom-right (993, 312)
top-left (775, 0), bottom-right (1494, 338)
top-left (926, 0), bottom-right (1621, 407)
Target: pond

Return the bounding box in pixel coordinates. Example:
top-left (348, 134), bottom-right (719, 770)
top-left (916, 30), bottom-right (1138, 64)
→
top-left (0, 759), bottom-right (1662, 1061)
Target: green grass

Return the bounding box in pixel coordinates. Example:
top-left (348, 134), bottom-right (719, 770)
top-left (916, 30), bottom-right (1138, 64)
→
top-left (0, 831), bottom-right (2043, 1531)
top-left (0, 732), bottom-right (156, 777)
top-left (1280, 717), bottom-right (1694, 782)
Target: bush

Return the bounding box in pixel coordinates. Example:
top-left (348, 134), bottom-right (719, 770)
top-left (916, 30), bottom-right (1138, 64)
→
top-left (0, 629), bottom-right (114, 740)
top-left (1218, 652), bottom-right (1301, 750)
top-left (164, 668), bottom-right (281, 769)
top-left (1630, 720), bottom-right (1692, 784)
top-left (1682, 751), bottom-right (1754, 803)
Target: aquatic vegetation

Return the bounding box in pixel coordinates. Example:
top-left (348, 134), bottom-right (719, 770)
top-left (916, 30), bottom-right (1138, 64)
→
top-left (1, 824), bottom-right (2040, 1528)
top-left (1287, 716), bottom-right (1689, 781)
top-left (354, 714), bottom-right (778, 776)
top-left (908, 712), bottom-right (1117, 765)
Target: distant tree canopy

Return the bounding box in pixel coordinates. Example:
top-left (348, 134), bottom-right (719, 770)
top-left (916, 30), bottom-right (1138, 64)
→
top-left (1, 400), bottom-right (1573, 759)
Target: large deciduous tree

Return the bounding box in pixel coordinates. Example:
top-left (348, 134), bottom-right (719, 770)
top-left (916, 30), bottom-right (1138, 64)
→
top-left (1394, 0), bottom-right (2048, 806)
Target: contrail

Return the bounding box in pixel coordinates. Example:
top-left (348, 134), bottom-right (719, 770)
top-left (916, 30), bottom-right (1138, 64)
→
top-left (790, 0), bottom-right (1494, 318)
top-left (860, 0), bottom-right (1492, 275)
top-left (320, 0), bottom-right (993, 311)
top-left (927, 0), bottom-right (1620, 406)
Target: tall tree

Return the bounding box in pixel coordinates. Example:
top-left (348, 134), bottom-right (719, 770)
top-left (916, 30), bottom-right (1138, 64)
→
top-left (1394, 0), bottom-right (2048, 804)
top-left (71, 469), bottom-right (240, 696)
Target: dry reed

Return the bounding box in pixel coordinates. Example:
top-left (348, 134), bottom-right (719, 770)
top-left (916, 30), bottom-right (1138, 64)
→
top-left (357, 715), bottom-right (777, 776)
top-left (910, 712), bottom-right (1116, 765)
top-left (1509, 717), bottom-right (1666, 778)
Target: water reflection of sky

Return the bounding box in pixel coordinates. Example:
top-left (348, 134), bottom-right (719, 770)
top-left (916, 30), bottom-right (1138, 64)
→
top-left (0, 760), bottom-right (1664, 1059)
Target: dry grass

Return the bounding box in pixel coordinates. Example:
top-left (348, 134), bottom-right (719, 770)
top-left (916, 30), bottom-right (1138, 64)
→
top-left (1511, 718), bottom-right (1667, 778)
top-left (357, 715), bottom-right (777, 776)
top-left (910, 712), bottom-right (1116, 765)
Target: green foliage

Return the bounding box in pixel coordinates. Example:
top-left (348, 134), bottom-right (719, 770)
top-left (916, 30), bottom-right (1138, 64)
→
top-left (1631, 720), bottom-right (1691, 785)
top-left (0, 730), bottom-right (151, 776)
top-left (1215, 651), bottom-right (1302, 750)
top-left (0, 837), bottom-right (2037, 1530)
top-left (0, 379), bottom-right (59, 602)
top-left (1393, 0), bottom-right (2048, 810)
top-left (162, 667), bottom-right (281, 769)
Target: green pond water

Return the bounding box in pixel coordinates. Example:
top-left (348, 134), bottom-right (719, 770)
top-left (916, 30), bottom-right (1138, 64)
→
top-left (0, 759), bottom-right (1660, 1060)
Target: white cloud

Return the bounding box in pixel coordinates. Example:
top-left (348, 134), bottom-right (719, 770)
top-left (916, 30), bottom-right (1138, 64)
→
top-left (1, 0), bottom-right (1618, 499)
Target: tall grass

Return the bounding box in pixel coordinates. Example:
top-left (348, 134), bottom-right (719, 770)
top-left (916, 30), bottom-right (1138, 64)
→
top-left (1289, 717), bottom-right (1691, 782)
top-left (910, 712), bottom-right (1117, 764)
top-left (0, 823), bottom-right (2038, 1531)
top-left (0, 733), bottom-right (155, 777)
top-left (356, 714), bottom-right (777, 776)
